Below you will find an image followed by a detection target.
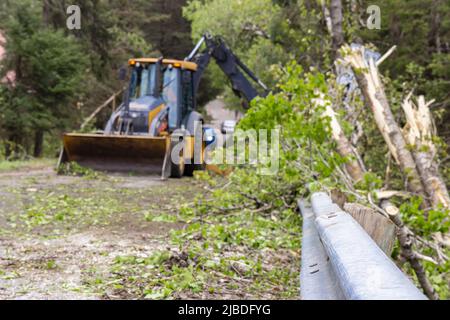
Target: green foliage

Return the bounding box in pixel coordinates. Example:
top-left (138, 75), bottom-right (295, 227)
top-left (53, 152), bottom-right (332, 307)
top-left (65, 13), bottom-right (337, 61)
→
top-left (185, 0), bottom-right (279, 47)
top-left (389, 193), bottom-right (450, 298)
top-left (355, 172), bottom-right (383, 191)
top-left (87, 192), bottom-right (301, 299)
top-left (184, 0), bottom-right (282, 109)
top-left (240, 62), bottom-right (345, 187)
top-left (184, 0), bottom-right (331, 109)
top-left (57, 162), bottom-right (105, 180)
top-left (144, 212), bottom-right (179, 223)
top-left (400, 197), bottom-right (450, 236)
top-left (21, 192), bottom-right (120, 230)
top-left (18, 30), bottom-right (87, 127)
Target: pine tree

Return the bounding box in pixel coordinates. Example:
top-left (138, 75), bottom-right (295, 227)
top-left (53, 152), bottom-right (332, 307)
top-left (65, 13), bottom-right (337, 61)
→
top-left (0, 1), bottom-right (87, 157)
top-left (141, 0), bottom-right (193, 59)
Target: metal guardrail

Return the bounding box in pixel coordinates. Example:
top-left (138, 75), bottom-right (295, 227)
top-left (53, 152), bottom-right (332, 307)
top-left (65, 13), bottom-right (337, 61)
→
top-left (299, 192), bottom-right (427, 300)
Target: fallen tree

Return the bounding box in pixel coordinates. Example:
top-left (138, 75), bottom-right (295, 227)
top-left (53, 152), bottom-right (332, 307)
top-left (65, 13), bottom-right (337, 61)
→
top-left (315, 94), bottom-right (365, 182)
top-left (341, 45), bottom-right (430, 206)
top-left (330, 45), bottom-right (449, 298)
top-left (402, 94), bottom-right (450, 209)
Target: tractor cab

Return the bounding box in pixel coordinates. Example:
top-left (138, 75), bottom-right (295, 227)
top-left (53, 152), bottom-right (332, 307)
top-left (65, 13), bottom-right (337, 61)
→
top-left (121, 58), bottom-right (198, 135)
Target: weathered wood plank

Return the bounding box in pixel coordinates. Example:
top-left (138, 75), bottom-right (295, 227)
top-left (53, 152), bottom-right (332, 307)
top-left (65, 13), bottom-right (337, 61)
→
top-left (344, 203), bottom-right (397, 255)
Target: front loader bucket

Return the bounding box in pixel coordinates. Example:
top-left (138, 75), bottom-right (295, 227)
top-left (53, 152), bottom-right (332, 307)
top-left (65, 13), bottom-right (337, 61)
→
top-left (60, 133), bottom-right (171, 178)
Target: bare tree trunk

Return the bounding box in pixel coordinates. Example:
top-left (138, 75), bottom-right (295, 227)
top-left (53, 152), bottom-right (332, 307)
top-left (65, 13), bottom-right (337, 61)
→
top-left (320, 2), bottom-right (365, 182)
top-left (42, 0), bottom-right (51, 26)
top-left (330, 0), bottom-right (344, 59)
top-left (402, 95), bottom-right (450, 208)
top-left (4, 139), bottom-right (12, 159)
top-left (321, 0), bottom-right (333, 34)
top-left (33, 130), bottom-right (44, 158)
top-left (342, 46), bottom-right (429, 206)
top-left (429, 0), bottom-right (442, 54)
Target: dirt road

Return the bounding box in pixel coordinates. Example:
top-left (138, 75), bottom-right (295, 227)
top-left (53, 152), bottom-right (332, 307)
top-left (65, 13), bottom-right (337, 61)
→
top-left (0, 165), bottom-right (202, 299)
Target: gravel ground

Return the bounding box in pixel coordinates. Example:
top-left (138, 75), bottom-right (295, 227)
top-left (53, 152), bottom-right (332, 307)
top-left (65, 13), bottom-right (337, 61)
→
top-left (0, 165), bottom-right (200, 300)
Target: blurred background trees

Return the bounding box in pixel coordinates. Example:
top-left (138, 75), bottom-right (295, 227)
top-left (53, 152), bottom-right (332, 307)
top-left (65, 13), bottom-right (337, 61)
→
top-left (0, 0), bottom-right (448, 157)
top-left (0, 0), bottom-right (193, 158)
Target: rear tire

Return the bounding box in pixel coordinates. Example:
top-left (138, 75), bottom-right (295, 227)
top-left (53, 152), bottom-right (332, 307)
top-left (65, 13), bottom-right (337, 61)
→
top-left (194, 162), bottom-right (206, 172)
top-left (170, 136), bottom-right (185, 179)
top-left (184, 162), bottom-right (206, 177)
top-left (170, 157), bottom-right (185, 178)
top-left (184, 163), bottom-right (195, 177)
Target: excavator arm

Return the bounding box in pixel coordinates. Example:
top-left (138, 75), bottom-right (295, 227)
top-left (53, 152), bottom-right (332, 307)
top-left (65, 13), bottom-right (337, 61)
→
top-left (187, 33), bottom-right (268, 106)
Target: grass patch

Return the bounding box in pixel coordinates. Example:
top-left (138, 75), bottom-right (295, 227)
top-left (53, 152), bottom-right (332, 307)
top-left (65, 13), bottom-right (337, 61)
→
top-left (20, 191), bottom-right (122, 231)
top-left (1, 173), bottom-right (198, 239)
top-left (0, 159), bottom-right (55, 172)
top-left (1, 185), bottom-right (137, 236)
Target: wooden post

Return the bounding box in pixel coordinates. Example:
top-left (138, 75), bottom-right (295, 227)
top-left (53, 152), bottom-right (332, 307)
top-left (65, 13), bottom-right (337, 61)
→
top-left (344, 203), bottom-right (396, 255)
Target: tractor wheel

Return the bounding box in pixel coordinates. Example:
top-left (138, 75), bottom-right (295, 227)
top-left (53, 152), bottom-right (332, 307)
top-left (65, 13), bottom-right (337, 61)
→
top-left (184, 161), bottom-right (206, 177)
top-left (184, 163), bottom-right (195, 177)
top-left (170, 137), bottom-right (185, 178)
top-left (170, 155), bottom-right (185, 178)
top-left (194, 162), bottom-right (206, 172)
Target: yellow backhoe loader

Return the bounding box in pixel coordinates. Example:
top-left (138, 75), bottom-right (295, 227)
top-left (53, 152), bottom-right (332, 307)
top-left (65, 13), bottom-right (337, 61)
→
top-left (58, 33), bottom-right (268, 179)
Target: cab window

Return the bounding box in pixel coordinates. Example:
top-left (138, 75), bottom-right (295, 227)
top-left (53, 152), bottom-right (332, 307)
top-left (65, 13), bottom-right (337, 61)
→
top-left (163, 67), bottom-right (181, 129)
top-left (129, 64), bottom-right (156, 100)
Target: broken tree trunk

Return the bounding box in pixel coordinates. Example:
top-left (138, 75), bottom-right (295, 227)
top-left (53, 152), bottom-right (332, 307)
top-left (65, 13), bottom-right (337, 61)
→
top-left (402, 94), bottom-right (450, 209)
top-left (324, 102), bottom-right (365, 182)
top-left (330, 0), bottom-right (345, 60)
top-left (315, 95), bottom-right (365, 182)
top-left (341, 45), bottom-right (429, 206)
